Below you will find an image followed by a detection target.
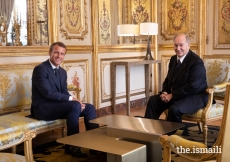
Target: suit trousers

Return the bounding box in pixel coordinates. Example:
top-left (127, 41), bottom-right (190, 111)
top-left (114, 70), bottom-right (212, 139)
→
top-left (38, 101), bottom-right (98, 136)
top-left (144, 95), bottom-right (183, 123)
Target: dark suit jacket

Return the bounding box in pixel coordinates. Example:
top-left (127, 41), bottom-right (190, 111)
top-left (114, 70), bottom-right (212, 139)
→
top-left (31, 59), bottom-right (70, 119)
top-left (162, 50), bottom-right (208, 113)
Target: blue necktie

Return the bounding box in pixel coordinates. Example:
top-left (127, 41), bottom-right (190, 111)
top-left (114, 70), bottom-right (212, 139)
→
top-left (54, 68), bottom-right (61, 88)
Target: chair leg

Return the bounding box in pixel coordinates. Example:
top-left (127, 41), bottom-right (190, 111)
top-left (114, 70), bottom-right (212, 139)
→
top-left (11, 145), bottom-right (16, 153)
top-left (203, 122), bottom-right (208, 145)
top-left (197, 122), bottom-right (203, 132)
top-left (61, 126), bottom-right (67, 137)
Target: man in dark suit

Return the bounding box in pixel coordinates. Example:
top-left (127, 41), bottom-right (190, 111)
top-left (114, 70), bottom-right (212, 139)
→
top-left (31, 42), bottom-right (98, 158)
top-left (144, 33), bottom-right (208, 124)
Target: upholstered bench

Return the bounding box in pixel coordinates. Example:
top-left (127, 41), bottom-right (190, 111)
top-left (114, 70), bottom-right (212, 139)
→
top-left (0, 111), bottom-right (66, 153)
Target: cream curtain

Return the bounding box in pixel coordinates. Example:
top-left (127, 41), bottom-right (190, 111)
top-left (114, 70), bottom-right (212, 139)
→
top-left (0, 0), bottom-right (15, 26)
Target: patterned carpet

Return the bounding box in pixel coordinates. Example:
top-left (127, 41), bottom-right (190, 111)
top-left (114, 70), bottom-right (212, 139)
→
top-left (30, 123), bottom-right (219, 162)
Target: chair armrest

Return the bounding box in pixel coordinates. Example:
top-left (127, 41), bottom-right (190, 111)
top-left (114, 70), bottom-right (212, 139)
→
top-left (67, 85), bottom-right (76, 91)
top-left (160, 135), bottom-right (207, 161)
top-left (213, 82), bottom-right (227, 92)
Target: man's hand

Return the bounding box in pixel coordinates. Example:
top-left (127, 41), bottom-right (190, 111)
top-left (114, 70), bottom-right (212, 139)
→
top-left (160, 92), bottom-right (172, 103)
top-left (72, 97), bottom-right (85, 111)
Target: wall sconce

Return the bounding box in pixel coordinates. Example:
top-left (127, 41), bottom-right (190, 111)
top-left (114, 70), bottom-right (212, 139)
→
top-left (140, 22), bottom-right (158, 60)
top-left (117, 24), bottom-right (139, 44)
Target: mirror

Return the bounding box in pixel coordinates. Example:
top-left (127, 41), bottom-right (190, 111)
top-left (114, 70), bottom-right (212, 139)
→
top-left (0, 0), bottom-right (48, 46)
top-left (0, 0), bottom-right (27, 46)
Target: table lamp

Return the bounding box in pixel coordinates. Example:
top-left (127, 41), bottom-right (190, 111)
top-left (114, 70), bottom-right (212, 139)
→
top-left (117, 24), bottom-right (139, 44)
top-left (140, 22), bottom-right (158, 60)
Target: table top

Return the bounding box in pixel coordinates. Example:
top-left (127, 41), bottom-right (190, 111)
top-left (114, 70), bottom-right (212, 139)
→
top-left (90, 115), bottom-right (184, 135)
top-left (57, 127), bottom-right (146, 155)
top-left (111, 59), bottom-right (161, 65)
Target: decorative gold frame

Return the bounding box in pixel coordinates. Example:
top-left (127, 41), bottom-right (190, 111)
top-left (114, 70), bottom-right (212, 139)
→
top-left (214, 0), bottom-right (230, 49)
top-left (59, 0), bottom-right (88, 40)
top-left (32, 0), bottom-right (49, 44)
top-left (161, 0), bottom-right (195, 40)
top-left (63, 60), bottom-right (89, 103)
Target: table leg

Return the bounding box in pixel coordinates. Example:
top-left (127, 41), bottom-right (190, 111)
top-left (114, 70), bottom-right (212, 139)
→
top-left (125, 64), bottom-right (130, 116)
top-left (111, 63), bottom-right (116, 114)
top-left (145, 64), bottom-right (150, 103)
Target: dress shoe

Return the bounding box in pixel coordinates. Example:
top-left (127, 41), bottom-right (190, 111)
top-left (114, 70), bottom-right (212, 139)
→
top-left (65, 145), bottom-right (87, 158)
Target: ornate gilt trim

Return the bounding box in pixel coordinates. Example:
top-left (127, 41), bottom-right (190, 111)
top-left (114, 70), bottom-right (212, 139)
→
top-left (63, 59), bottom-right (89, 103)
top-left (59, 0), bottom-right (88, 40)
top-left (161, 0), bottom-right (195, 40)
top-left (92, 0), bottom-right (99, 108)
top-left (47, 0), bottom-right (58, 44)
top-left (32, 0), bottom-right (48, 44)
top-left (214, 0), bottom-right (230, 49)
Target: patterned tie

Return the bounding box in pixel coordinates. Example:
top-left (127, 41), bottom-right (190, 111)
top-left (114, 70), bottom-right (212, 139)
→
top-left (54, 68), bottom-right (61, 88)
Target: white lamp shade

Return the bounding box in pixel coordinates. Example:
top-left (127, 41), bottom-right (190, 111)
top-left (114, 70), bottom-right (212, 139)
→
top-left (117, 24), bottom-right (140, 36)
top-left (140, 22), bottom-right (158, 35)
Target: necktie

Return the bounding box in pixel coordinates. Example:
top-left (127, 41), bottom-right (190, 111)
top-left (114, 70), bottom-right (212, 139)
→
top-left (54, 68), bottom-right (61, 88)
top-left (176, 59), bottom-right (181, 69)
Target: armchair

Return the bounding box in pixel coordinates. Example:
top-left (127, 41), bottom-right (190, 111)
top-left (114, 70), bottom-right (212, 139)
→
top-left (164, 82), bottom-right (226, 145)
top-left (160, 83), bottom-right (230, 162)
top-left (0, 130), bottom-right (36, 162)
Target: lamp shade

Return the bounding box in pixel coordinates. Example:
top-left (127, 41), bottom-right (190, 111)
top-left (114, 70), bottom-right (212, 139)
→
top-left (117, 24), bottom-right (140, 36)
top-left (140, 22), bottom-right (158, 35)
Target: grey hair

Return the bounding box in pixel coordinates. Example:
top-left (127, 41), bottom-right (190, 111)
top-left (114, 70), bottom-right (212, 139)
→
top-left (173, 33), bottom-right (190, 44)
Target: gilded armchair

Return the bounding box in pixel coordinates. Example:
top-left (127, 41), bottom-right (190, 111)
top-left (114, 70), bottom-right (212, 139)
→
top-left (164, 82), bottom-right (226, 145)
top-left (0, 130), bottom-right (37, 162)
top-left (160, 83), bottom-right (230, 162)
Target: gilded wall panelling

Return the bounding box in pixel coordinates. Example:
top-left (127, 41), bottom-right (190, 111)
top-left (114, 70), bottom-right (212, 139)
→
top-left (161, 0), bottom-right (195, 40)
top-left (161, 54), bottom-right (173, 83)
top-left (0, 63), bottom-right (39, 110)
top-left (98, 0), bottom-right (112, 45)
top-left (64, 60), bottom-right (89, 103)
top-left (59, 0), bottom-right (88, 40)
top-left (32, 0), bottom-right (48, 45)
top-left (126, 0), bottom-right (152, 43)
top-left (214, 0), bottom-right (230, 49)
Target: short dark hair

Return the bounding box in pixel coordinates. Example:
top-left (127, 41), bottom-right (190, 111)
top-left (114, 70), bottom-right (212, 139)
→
top-left (49, 42), bottom-right (67, 52)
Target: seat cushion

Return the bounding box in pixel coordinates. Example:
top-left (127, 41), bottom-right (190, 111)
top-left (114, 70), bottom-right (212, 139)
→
top-left (0, 153), bottom-right (26, 162)
top-left (182, 103), bottom-right (224, 119)
top-left (0, 111), bottom-right (66, 146)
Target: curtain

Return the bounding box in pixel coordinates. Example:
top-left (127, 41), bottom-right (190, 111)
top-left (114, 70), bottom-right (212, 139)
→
top-left (0, 0), bottom-right (15, 27)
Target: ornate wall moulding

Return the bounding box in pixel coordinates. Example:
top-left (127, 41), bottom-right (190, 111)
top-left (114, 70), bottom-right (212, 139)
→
top-left (161, 0), bottom-right (195, 40)
top-left (63, 60), bottom-right (89, 102)
top-left (125, 0), bottom-right (152, 43)
top-left (214, 0), bottom-right (230, 49)
top-left (98, 0), bottom-right (112, 45)
top-left (59, 0), bottom-right (88, 40)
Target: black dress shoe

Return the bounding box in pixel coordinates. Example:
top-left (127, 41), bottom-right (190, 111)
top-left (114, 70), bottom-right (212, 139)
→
top-left (65, 145), bottom-right (87, 158)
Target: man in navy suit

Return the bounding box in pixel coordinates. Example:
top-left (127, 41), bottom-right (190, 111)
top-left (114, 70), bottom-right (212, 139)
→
top-left (31, 42), bottom-right (98, 158)
top-left (144, 33), bottom-right (208, 124)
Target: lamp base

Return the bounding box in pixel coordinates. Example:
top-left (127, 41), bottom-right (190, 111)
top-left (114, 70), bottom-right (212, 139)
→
top-left (144, 36), bottom-right (154, 60)
top-left (144, 53), bottom-right (154, 60)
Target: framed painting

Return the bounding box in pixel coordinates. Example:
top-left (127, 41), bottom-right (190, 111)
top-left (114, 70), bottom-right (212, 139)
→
top-left (214, 0), bottom-right (230, 49)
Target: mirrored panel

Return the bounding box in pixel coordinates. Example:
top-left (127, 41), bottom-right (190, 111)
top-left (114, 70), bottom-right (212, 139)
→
top-left (0, 0), bottom-right (27, 46)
